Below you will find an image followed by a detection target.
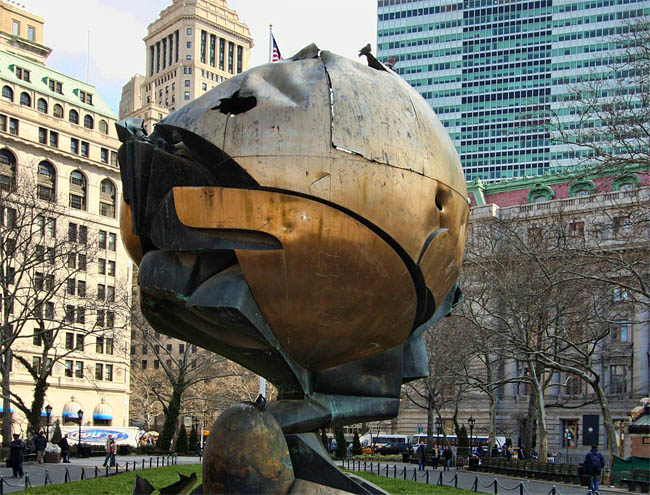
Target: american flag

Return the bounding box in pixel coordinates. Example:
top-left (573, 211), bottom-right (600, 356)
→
top-left (271, 34), bottom-right (283, 62)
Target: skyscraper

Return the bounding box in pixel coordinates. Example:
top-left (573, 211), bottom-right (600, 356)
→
top-left (376, 0), bottom-right (650, 182)
top-left (119, 0), bottom-right (253, 132)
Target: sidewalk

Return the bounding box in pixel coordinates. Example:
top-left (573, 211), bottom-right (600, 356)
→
top-left (0, 455), bottom-right (201, 493)
top-left (339, 460), bottom-right (630, 495)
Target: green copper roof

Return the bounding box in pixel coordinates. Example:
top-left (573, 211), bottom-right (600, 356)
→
top-left (466, 163), bottom-right (648, 197)
top-left (0, 49), bottom-right (116, 119)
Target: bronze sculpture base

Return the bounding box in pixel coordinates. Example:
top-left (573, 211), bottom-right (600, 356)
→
top-left (197, 402), bottom-right (386, 494)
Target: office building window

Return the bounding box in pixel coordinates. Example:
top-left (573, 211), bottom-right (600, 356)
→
top-left (49, 80), bottom-right (63, 94)
top-left (237, 45), bottom-right (243, 74)
top-left (228, 42), bottom-right (234, 73)
top-left (70, 138), bottom-right (79, 154)
top-left (65, 360), bottom-right (73, 377)
top-left (99, 180), bottom-right (116, 217)
top-left (561, 419), bottom-right (578, 448)
top-left (80, 141), bottom-right (89, 157)
top-left (95, 363), bottom-right (103, 380)
top-left (69, 109), bottom-right (79, 124)
top-left (49, 131), bottom-right (58, 148)
top-left (38, 127), bottom-right (47, 144)
top-left (19, 92), bottom-right (30, 107)
top-left (2, 86), bottom-right (12, 101)
top-left (53, 104), bottom-right (63, 118)
top-left (28, 26), bottom-right (35, 41)
top-left (37, 98), bottom-right (47, 113)
top-left (83, 115), bottom-right (94, 129)
top-left (69, 171), bottom-right (86, 210)
top-left (12, 20), bottom-right (19, 36)
top-left (74, 361), bottom-right (83, 378)
top-left (610, 365), bottom-right (628, 394)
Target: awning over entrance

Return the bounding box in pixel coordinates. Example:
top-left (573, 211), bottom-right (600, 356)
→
top-left (93, 399), bottom-right (113, 421)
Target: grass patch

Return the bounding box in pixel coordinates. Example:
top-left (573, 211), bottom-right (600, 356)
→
top-left (346, 470), bottom-right (476, 494)
top-left (13, 464), bottom-right (202, 495)
top-left (13, 464), bottom-right (475, 495)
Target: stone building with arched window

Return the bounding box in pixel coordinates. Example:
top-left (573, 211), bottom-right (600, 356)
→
top-left (0, 1), bottom-right (133, 435)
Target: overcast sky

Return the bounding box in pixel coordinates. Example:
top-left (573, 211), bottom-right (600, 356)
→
top-left (24, 0), bottom-right (378, 114)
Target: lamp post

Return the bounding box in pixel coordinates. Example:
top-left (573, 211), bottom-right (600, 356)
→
top-left (468, 416), bottom-right (475, 456)
top-left (45, 404), bottom-right (52, 441)
top-left (77, 409), bottom-right (84, 457)
top-left (435, 417), bottom-right (442, 449)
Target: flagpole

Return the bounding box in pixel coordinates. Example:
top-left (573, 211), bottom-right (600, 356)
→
top-left (268, 24), bottom-right (273, 63)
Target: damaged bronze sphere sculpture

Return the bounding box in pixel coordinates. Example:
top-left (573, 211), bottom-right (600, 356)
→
top-left (117, 44), bottom-right (469, 494)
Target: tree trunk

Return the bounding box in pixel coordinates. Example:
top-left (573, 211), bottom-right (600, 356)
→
top-left (534, 380), bottom-right (548, 461)
top-left (426, 391), bottom-right (434, 450)
top-left (27, 379), bottom-right (48, 440)
top-left (523, 391), bottom-right (536, 458)
top-left (158, 385), bottom-right (183, 451)
top-left (1, 350), bottom-right (12, 447)
top-left (593, 379), bottom-right (618, 465)
top-left (487, 391), bottom-right (497, 450)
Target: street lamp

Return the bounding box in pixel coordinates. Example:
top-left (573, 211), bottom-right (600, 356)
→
top-left (45, 405), bottom-right (52, 441)
top-left (435, 417), bottom-right (442, 449)
top-left (77, 409), bottom-right (84, 457)
top-left (468, 416), bottom-right (476, 456)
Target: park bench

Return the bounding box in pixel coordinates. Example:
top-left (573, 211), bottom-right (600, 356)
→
top-left (622, 469), bottom-right (650, 493)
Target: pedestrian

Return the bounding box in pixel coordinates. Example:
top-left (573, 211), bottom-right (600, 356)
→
top-left (583, 444), bottom-right (605, 495)
top-left (432, 446), bottom-right (439, 469)
top-left (103, 434), bottom-right (116, 467)
top-left (443, 446), bottom-right (452, 471)
top-left (10, 433), bottom-right (24, 478)
top-left (58, 434), bottom-right (71, 463)
top-left (417, 440), bottom-right (426, 471)
top-left (34, 431), bottom-right (46, 463)
top-left (491, 444), bottom-right (499, 458)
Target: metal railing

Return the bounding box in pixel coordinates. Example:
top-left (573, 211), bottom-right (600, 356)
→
top-left (0, 454), bottom-right (179, 493)
top-left (343, 459), bottom-right (568, 495)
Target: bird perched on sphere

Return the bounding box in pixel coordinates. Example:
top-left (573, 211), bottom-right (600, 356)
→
top-left (358, 43), bottom-right (386, 71)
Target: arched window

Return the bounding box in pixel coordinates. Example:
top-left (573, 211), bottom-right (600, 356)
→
top-left (83, 115), bottom-right (94, 129)
top-left (98, 120), bottom-right (108, 135)
top-left (2, 86), bottom-right (13, 101)
top-left (37, 98), bottom-right (48, 113)
top-left (37, 161), bottom-right (56, 202)
top-left (0, 149), bottom-right (17, 192)
top-left (19, 92), bottom-right (31, 107)
top-left (69, 170), bottom-right (86, 210)
top-left (53, 104), bottom-right (63, 118)
top-left (99, 179), bottom-right (116, 218)
top-left (69, 109), bottom-right (79, 125)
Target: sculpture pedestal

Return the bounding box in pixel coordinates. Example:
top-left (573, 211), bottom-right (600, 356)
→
top-left (199, 402), bottom-right (386, 495)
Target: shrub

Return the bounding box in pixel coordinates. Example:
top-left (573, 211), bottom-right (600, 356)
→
top-left (457, 425), bottom-right (469, 457)
top-left (352, 432), bottom-right (362, 456)
top-left (334, 428), bottom-right (347, 459)
top-left (175, 424), bottom-right (188, 454)
top-left (188, 425), bottom-right (199, 454)
top-left (50, 420), bottom-right (62, 444)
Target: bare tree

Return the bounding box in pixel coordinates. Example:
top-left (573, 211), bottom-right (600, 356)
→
top-left (0, 169), bottom-right (122, 444)
top-left (404, 327), bottom-right (469, 450)
top-left (129, 308), bottom-right (244, 451)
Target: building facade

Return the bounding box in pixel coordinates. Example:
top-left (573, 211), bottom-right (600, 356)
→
top-left (119, 0), bottom-right (253, 132)
top-left (394, 168), bottom-right (650, 457)
top-left (0, 0), bottom-right (132, 433)
top-left (376, 0), bottom-right (650, 182)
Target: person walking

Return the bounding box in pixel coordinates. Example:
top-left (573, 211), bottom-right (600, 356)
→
top-left (417, 440), bottom-right (426, 471)
top-left (58, 434), bottom-right (71, 463)
top-left (432, 446), bottom-right (440, 469)
top-left (443, 446), bottom-right (452, 471)
top-left (34, 431), bottom-right (46, 463)
top-left (103, 434), bottom-right (116, 467)
top-left (10, 433), bottom-right (24, 478)
top-left (583, 444), bottom-right (605, 495)
top-left (491, 445), bottom-right (499, 458)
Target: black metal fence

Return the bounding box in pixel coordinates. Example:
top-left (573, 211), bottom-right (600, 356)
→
top-left (0, 454), bottom-right (178, 494)
top-left (343, 459), bottom-right (567, 495)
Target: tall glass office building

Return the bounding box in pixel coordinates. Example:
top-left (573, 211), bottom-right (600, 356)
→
top-left (377, 0), bottom-right (650, 181)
